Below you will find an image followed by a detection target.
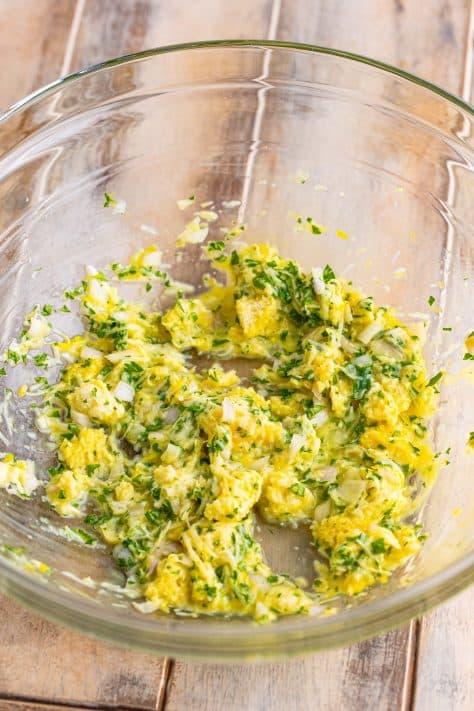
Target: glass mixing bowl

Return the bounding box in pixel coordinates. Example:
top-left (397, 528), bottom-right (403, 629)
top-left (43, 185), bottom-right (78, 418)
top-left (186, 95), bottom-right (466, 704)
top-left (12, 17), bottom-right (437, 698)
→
top-left (0, 41), bottom-right (473, 660)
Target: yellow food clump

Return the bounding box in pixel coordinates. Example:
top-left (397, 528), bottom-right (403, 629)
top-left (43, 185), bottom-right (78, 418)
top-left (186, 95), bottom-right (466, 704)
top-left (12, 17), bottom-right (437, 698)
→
top-left (67, 380), bottom-right (125, 425)
top-left (145, 520), bottom-right (310, 621)
top-left (0, 454), bottom-right (38, 497)
top-left (235, 295), bottom-right (280, 338)
top-left (59, 428), bottom-right (115, 470)
top-left (5, 238), bottom-right (438, 623)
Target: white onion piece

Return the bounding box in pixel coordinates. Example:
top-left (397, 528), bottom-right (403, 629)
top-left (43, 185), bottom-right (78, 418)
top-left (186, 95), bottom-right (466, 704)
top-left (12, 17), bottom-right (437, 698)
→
top-left (221, 398), bottom-right (235, 423)
top-left (290, 433), bottom-right (306, 458)
top-left (148, 431), bottom-right (166, 443)
top-left (113, 544), bottom-right (133, 561)
top-left (337, 479), bottom-right (366, 504)
top-left (81, 346), bottom-right (103, 359)
top-left (27, 316), bottom-right (49, 340)
top-left (196, 210), bottom-right (218, 222)
top-left (250, 457), bottom-right (268, 472)
top-left (314, 500), bottom-right (331, 523)
top-left (311, 409), bottom-right (329, 428)
top-left (113, 199), bottom-right (127, 215)
top-left (318, 466), bottom-right (338, 482)
top-left (106, 351), bottom-right (132, 363)
top-left (142, 250), bottom-right (162, 267)
top-left (352, 353), bottom-right (372, 368)
top-left (20, 461), bottom-right (39, 495)
top-left (113, 381), bottom-right (135, 402)
top-left (164, 406), bottom-right (179, 424)
top-left (370, 339), bottom-right (400, 359)
top-left (222, 200), bottom-right (241, 208)
top-left (341, 335), bottom-right (358, 354)
top-left (312, 267), bottom-right (326, 295)
top-left (140, 224), bottom-right (158, 235)
top-left (358, 322), bottom-right (383, 344)
top-left (35, 414), bottom-right (51, 433)
top-left (88, 278), bottom-right (108, 304)
top-left (176, 217), bottom-right (209, 245)
top-left (133, 600), bottom-right (158, 614)
top-left (177, 197), bottom-right (195, 210)
top-left (71, 410), bottom-right (91, 428)
top-left (110, 500), bottom-right (129, 515)
top-left (85, 265), bottom-right (98, 277)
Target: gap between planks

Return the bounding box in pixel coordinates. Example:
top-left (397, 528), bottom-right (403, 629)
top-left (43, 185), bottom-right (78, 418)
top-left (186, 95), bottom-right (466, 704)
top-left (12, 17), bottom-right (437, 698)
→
top-left (157, 660), bottom-right (175, 711)
top-left (402, 620), bottom-right (420, 711)
top-left (405, 3), bottom-right (473, 711)
top-left (2, 2), bottom-right (470, 710)
top-left (0, 694), bottom-right (151, 711)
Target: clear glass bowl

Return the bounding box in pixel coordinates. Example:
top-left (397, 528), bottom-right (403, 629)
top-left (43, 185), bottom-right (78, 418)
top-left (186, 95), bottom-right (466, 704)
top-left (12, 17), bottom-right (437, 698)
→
top-left (0, 41), bottom-right (473, 659)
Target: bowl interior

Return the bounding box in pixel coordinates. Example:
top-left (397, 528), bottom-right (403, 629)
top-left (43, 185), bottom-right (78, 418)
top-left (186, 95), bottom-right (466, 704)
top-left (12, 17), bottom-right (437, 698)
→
top-left (0, 43), bottom-right (473, 658)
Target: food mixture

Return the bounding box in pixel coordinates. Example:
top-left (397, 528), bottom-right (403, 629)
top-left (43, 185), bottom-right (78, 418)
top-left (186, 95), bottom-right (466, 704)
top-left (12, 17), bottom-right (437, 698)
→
top-left (0, 220), bottom-right (440, 623)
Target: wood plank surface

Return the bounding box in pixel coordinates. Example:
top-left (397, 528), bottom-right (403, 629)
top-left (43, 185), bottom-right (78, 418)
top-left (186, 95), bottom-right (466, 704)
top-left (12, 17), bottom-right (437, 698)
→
top-left (413, 588), bottom-right (474, 711)
top-left (411, 10), bottom-right (474, 710)
top-left (164, 2), bottom-right (473, 709)
top-left (277, 0), bottom-right (471, 92)
top-left (165, 626), bottom-right (416, 711)
top-left (0, 595), bottom-right (167, 710)
top-left (0, 2), bottom-right (168, 709)
top-left (0, 1), bottom-right (275, 710)
top-left (0, 702), bottom-right (86, 711)
top-left (0, 0), bottom-right (77, 110)
top-left (66, 0), bottom-right (277, 75)
top-left (0, 2), bottom-right (473, 711)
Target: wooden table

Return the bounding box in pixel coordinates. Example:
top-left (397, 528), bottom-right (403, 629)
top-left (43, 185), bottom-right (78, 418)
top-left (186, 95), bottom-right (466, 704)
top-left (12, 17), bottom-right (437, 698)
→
top-left (0, 2), bottom-right (473, 709)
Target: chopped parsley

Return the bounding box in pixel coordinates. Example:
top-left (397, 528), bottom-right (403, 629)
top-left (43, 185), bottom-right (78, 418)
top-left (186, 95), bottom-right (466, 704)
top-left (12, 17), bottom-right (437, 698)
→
top-left (103, 192), bottom-right (117, 207)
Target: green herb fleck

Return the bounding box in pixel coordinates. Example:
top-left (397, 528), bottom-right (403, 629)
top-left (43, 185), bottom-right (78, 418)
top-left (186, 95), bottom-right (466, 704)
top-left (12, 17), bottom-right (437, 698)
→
top-left (103, 192), bottom-right (117, 208)
top-left (322, 265), bottom-right (336, 283)
top-left (371, 538), bottom-right (386, 554)
top-left (426, 371), bottom-right (443, 388)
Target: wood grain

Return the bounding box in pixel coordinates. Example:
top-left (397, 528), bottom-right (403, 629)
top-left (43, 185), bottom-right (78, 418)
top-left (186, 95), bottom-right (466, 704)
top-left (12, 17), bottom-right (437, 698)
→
top-left (0, 595), bottom-right (166, 710)
top-left (0, 702), bottom-right (86, 711)
top-left (165, 625), bottom-right (416, 711)
top-left (64, 0), bottom-right (279, 212)
top-left (413, 588), bottom-right (474, 711)
top-left (0, 0), bottom-right (77, 110)
top-left (410, 5), bottom-right (474, 711)
top-left (0, 1), bottom-right (276, 710)
top-left (66, 0), bottom-right (277, 74)
top-left (276, 0), bottom-right (471, 94)
top-left (0, 3), bottom-right (167, 710)
top-left (163, 2), bottom-right (473, 708)
top-left (0, 0), bottom-right (77, 157)
top-left (0, 2), bottom-right (473, 710)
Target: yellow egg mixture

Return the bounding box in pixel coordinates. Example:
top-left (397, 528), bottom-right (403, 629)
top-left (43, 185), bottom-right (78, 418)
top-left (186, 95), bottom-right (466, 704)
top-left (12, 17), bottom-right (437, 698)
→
top-left (0, 239), bottom-right (439, 622)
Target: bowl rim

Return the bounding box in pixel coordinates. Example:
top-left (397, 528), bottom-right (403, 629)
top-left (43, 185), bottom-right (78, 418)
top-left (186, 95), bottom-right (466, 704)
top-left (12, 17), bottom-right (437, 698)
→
top-left (1, 39), bottom-right (473, 123)
top-left (0, 40), bottom-right (473, 659)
